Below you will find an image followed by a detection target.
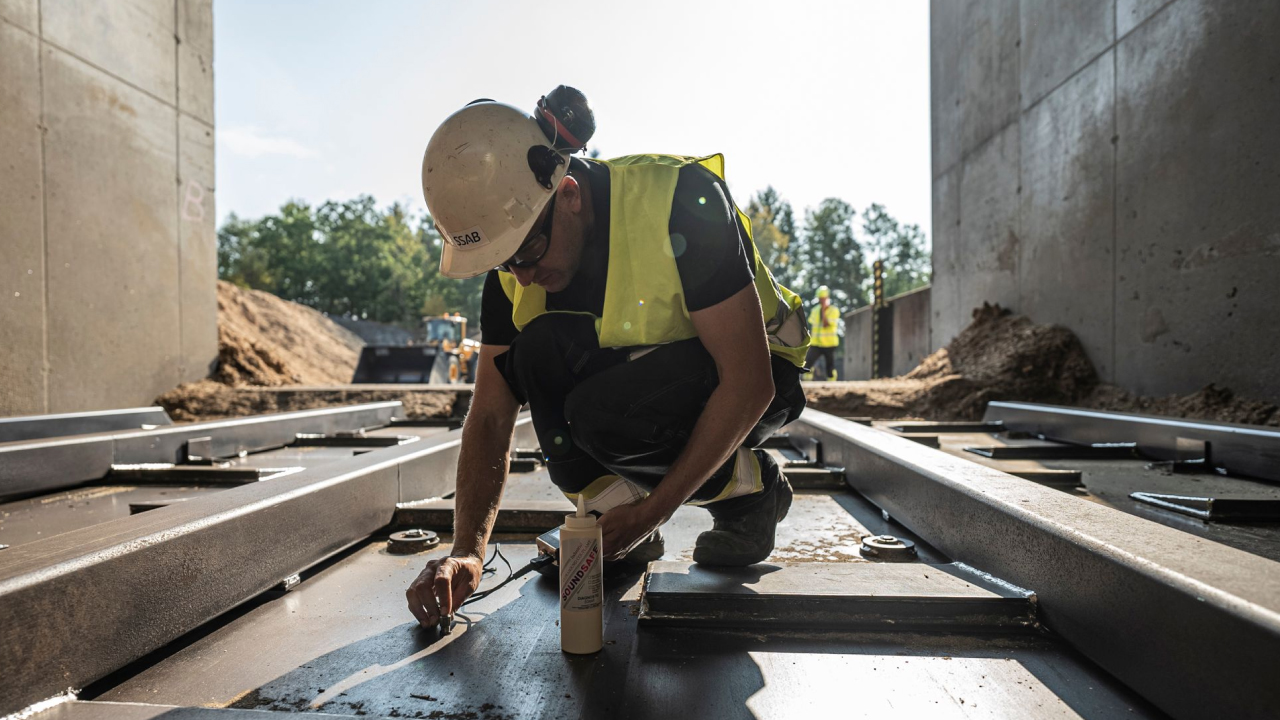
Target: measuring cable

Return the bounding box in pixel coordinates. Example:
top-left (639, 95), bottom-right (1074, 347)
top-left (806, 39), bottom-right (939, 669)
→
top-left (439, 544), bottom-right (554, 633)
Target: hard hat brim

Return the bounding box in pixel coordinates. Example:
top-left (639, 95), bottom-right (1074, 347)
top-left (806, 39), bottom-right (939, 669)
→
top-left (438, 234), bottom-right (522, 279)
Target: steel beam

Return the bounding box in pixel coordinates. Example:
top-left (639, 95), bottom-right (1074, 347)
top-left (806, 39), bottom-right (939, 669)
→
top-left (887, 421), bottom-right (1004, 434)
top-left (964, 443), bottom-right (1136, 460)
top-left (639, 561), bottom-right (1036, 631)
top-left (787, 409), bottom-right (1280, 720)
top-left (0, 407), bottom-right (172, 444)
top-left (0, 402), bottom-right (402, 501)
top-left (394, 498), bottom-right (570, 532)
top-left (985, 401), bottom-right (1280, 483)
top-left (0, 416), bottom-right (482, 716)
top-left (34, 700), bottom-right (361, 720)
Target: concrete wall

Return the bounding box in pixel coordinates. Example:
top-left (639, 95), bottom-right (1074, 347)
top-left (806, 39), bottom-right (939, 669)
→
top-left (0, 0), bottom-right (215, 416)
top-left (842, 285), bottom-right (933, 381)
top-left (931, 0), bottom-right (1280, 403)
top-left (890, 286), bottom-right (932, 377)
top-left (842, 306), bottom-right (873, 381)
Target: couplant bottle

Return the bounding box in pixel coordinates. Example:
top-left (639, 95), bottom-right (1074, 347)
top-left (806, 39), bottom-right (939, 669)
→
top-left (559, 494), bottom-right (603, 654)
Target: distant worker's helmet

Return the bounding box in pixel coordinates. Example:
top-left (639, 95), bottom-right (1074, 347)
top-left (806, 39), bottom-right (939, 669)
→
top-left (816, 285), bottom-right (831, 299)
top-left (422, 101), bottom-right (571, 279)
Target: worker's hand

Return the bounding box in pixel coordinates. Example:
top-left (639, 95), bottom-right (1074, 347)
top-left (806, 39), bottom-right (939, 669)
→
top-left (599, 500), bottom-right (665, 561)
top-left (406, 554), bottom-right (484, 628)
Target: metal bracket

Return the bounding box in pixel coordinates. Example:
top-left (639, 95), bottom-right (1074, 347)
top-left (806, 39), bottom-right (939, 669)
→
top-left (1130, 492), bottom-right (1280, 522)
top-left (185, 436), bottom-right (215, 464)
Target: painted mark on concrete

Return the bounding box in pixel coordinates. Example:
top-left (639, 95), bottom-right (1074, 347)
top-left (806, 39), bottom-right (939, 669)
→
top-left (182, 179), bottom-right (206, 222)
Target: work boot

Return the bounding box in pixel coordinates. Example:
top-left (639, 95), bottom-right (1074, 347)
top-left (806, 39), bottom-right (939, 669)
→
top-left (619, 528), bottom-right (665, 565)
top-left (693, 454), bottom-right (793, 566)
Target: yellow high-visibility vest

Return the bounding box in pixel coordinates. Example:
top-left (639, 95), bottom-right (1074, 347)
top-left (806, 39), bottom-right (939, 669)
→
top-left (808, 304), bottom-right (842, 348)
top-left (498, 154), bottom-right (809, 367)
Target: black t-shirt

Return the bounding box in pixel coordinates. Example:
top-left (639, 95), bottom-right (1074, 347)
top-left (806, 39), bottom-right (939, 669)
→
top-left (480, 157), bottom-right (755, 345)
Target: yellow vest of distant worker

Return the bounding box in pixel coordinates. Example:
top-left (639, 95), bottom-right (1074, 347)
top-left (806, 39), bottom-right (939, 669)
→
top-left (498, 154), bottom-right (810, 367)
top-left (808, 304), bottom-right (842, 348)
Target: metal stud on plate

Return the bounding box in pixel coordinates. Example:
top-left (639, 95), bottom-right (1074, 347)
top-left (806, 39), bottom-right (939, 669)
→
top-left (860, 534), bottom-right (918, 562)
top-left (388, 528), bottom-right (441, 555)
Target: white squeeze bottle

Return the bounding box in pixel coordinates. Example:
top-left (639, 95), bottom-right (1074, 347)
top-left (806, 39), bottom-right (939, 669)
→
top-left (559, 494), bottom-right (603, 654)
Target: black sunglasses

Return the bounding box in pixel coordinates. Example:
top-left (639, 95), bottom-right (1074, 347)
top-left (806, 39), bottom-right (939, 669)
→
top-left (497, 195), bottom-right (556, 273)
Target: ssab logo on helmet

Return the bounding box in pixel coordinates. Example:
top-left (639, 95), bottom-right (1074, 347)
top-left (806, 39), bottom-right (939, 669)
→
top-left (448, 226), bottom-right (489, 248)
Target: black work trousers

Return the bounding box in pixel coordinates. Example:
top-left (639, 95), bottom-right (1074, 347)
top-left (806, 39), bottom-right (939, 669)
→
top-left (497, 313), bottom-right (806, 512)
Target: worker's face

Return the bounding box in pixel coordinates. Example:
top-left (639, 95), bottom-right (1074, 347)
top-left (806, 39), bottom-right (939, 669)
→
top-left (506, 175), bottom-right (587, 293)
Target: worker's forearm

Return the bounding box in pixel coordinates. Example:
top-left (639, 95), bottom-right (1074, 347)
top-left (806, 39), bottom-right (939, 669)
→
top-left (451, 414), bottom-right (516, 559)
top-left (645, 375), bottom-right (773, 516)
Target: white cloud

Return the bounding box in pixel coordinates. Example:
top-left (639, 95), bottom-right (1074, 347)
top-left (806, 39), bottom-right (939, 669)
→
top-left (219, 126), bottom-right (317, 159)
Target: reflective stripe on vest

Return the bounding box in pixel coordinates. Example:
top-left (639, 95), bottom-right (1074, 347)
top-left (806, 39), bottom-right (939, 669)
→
top-left (808, 304), bottom-right (841, 348)
top-left (499, 154), bottom-right (809, 367)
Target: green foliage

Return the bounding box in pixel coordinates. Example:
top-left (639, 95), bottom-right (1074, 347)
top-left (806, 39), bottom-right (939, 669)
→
top-left (217, 196), bottom-right (484, 329)
top-left (744, 190), bottom-right (930, 311)
top-left (216, 190), bottom-right (928, 335)
top-left (745, 187), bottom-right (796, 288)
top-left (860, 203), bottom-right (931, 299)
top-left (792, 198), bottom-right (869, 309)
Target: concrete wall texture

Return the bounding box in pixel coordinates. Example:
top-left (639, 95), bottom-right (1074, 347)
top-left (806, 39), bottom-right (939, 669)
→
top-left (0, 0), bottom-right (216, 416)
top-left (890, 286), bottom-right (932, 378)
top-left (842, 306), bottom-right (873, 381)
top-left (931, 0), bottom-right (1280, 403)
top-left (841, 285), bottom-right (933, 381)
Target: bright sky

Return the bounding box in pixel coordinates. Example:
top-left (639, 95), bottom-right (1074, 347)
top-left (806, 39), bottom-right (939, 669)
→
top-left (214, 0), bottom-right (931, 237)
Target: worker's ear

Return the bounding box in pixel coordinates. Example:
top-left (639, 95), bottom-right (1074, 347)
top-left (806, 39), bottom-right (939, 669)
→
top-left (557, 174), bottom-right (584, 215)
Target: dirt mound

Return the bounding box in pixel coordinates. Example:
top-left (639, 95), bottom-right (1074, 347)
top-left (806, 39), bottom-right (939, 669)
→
top-left (157, 380), bottom-right (458, 422)
top-left (155, 282), bottom-right (461, 422)
top-left (1083, 383), bottom-right (1279, 427)
top-left (214, 280), bottom-right (364, 385)
top-left (906, 303), bottom-right (1098, 418)
top-left (806, 304), bottom-right (1097, 420)
top-left (805, 303), bottom-right (1278, 425)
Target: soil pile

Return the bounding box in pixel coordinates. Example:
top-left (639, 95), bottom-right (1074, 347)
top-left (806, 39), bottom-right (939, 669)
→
top-left (158, 381), bottom-right (458, 423)
top-left (155, 282), bottom-right (460, 421)
top-left (805, 303), bottom-right (1278, 425)
top-left (1083, 383), bottom-right (1279, 427)
top-left (214, 280), bottom-right (363, 385)
top-left (806, 304), bottom-right (1096, 420)
top-left (905, 303), bottom-right (1097, 418)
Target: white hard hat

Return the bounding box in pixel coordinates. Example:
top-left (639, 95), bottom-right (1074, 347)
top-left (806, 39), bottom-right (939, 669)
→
top-left (422, 101), bottom-right (571, 279)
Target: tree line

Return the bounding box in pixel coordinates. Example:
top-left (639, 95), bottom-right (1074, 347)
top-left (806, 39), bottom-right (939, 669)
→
top-left (217, 189), bottom-right (930, 330)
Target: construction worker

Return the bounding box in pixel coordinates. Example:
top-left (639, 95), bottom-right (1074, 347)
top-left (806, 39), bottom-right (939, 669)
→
top-left (805, 285), bottom-right (841, 380)
top-left (405, 88), bottom-right (809, 629)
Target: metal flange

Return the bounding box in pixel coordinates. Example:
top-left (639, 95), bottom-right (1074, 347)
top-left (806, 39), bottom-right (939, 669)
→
top-left (388, 528), bottom-right (440, 554)
top-left (860, 534), bottom-right (917, 562)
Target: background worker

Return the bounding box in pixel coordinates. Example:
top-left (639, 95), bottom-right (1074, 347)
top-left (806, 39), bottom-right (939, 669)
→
top-left (805, 285), bottom-right (842, 380)
top-left (405, 88), bottom-right (810, 630)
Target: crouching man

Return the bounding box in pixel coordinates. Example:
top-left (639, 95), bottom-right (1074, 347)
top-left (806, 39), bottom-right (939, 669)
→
top-left (406, 89), bottom-right (809, 628)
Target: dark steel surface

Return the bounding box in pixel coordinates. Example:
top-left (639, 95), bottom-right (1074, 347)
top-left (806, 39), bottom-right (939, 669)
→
top-left (932, 430), bottom-right (1280, 563)
top-left (89, 538), bottom-right (1159, 719)
top-left (779, 465), bottom-right (847, 489)
top-left (0, 403), bottom-right (403, 501)
top-left (106, 465), bottom-right (293, 484)
top-left (394, 499), bottom-right (571, 533)
top-left (0, 420), bottom-right (465, 715)
top-left (0, 485), bottom-right (223, 548)
top-left (788, 410), bottom-right (1280, 720)
top-left (291, 435), bottom-right (416, 448)
top-left (1130, 493), bottom-right (1280, 521)
top-left (640, 561), bottom-right (1036, 631)
top-left (1003, 468), bottom-right (1084, 486)
top-left (0, 407), bottom-right (172, 443)
top-left (38, 701), bottom-right (386, 720)
top-left (986, 401), bottom-right (1280, 483)
top-left (888, 421), bottom-right (1005, 434)
top-left (965, 443), bottom-right (1137, 460)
